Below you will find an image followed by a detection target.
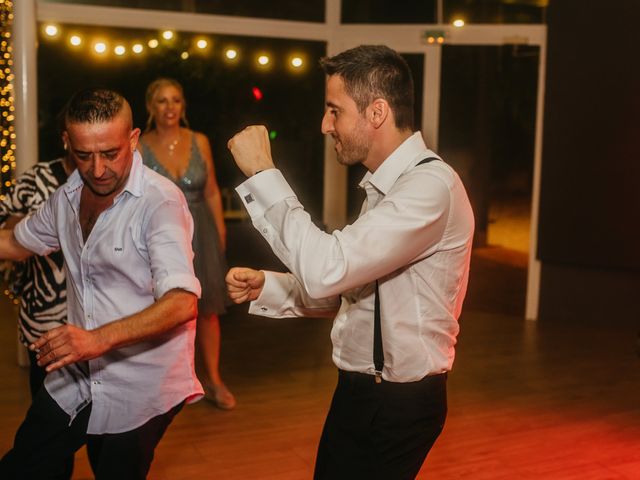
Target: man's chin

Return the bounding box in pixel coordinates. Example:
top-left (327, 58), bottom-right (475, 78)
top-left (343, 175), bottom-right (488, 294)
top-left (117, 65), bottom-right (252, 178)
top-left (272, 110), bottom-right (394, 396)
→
top-left (336, 155), bottom-right (360, 167)
top-left (86, 182), bottom-right (117, 197)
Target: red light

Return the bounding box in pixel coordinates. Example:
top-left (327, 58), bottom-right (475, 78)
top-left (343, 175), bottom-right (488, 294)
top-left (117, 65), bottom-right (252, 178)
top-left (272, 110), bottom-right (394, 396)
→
top-left (252, 87), bottom-right (263, 101)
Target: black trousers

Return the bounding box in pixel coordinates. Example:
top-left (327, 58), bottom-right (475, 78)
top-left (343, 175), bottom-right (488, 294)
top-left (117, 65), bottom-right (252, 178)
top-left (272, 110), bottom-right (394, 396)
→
top-left (314, 370), bottom-right (447, 480)
top-left (24, 351), bottom-right (75, 480)
top-left (0, 386), bottom-right (183, 480)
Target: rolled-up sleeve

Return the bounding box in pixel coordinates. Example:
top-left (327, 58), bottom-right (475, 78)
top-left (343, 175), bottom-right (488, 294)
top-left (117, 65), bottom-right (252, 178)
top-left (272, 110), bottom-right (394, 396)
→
top-left (145, 198), bottom-right (201, 300)
top-left (13, 192), bottom-right (60, 256)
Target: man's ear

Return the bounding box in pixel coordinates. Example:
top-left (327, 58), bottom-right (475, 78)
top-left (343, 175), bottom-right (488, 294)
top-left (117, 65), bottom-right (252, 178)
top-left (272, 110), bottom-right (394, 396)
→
top-left (368, 98), bottom-right (389, 129)
top-left (62, 131), bottom-right (69, 150)
top-left (130, 128), bottom-right (141, 152)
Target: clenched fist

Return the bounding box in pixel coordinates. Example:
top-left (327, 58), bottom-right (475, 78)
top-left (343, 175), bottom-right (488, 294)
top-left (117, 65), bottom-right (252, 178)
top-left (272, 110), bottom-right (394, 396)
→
top-left (227, 125), bottom-right (275, 177)
top-left (226, 267), bottom-right (266, 304)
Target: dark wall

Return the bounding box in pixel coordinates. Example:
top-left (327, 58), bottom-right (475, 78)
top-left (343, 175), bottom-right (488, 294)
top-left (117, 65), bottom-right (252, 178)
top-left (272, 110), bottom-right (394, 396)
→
top-left (538, 0), bottom-right (640, 320)
top-left (538, 0), bottom-right (640, 268)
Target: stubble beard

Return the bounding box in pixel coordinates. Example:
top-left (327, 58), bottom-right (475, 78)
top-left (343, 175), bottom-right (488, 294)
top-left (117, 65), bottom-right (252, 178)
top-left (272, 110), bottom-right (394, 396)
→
top-left (334, 130), bottom-right (369, 167)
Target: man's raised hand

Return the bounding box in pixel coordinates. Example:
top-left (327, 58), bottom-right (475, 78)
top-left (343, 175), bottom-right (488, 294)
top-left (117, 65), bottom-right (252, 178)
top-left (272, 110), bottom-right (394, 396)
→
top-left (227, 125), bottom-right (274, 177)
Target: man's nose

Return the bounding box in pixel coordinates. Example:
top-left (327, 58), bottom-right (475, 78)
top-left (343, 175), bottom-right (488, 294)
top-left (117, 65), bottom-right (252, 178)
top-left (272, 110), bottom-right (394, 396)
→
top-left (93, 156), bottom-right (107, 177)
top-left (321, 112), bottom-right (333, 135)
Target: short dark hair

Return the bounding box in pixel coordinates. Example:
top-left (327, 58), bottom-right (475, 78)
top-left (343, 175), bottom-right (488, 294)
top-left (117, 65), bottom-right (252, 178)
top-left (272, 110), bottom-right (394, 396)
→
top-left (64, 88), bottom-right (127, 127)
top-left (320, 45), bottom-right (414, 131)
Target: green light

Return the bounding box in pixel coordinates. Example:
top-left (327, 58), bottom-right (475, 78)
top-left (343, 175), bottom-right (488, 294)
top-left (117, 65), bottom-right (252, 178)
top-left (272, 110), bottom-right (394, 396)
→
top-left (269, 130), bottom-right (277, 140)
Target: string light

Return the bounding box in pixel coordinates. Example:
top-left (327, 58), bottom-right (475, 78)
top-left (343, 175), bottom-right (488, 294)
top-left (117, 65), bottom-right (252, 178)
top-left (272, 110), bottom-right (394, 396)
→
top-left (0, 0), bottom-right (15, 201)
top-left (93, 42), bottom-right (107, 54)
top-left (453, 19), bottom-right (465, 27)
top-left (44, 24), bottom-right (59, 37)
top-left (33, 22), bottom-right (316, 71)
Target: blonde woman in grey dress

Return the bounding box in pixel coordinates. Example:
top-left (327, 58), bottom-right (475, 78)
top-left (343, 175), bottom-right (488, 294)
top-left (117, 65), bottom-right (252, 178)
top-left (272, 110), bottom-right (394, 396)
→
top-left (140, 78), bottom-right (235, 409)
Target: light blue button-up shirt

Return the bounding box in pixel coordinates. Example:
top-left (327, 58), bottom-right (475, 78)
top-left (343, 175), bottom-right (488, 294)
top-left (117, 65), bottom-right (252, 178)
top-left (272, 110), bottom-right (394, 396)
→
top-left (14, 151), bottom-right (203, 434)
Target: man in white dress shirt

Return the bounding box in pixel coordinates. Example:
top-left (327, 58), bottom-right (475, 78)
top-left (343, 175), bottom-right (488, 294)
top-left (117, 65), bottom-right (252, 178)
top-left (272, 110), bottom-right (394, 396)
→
top-left (0, 89), bottom-right (203, 479)
top-left (226, 45), bottom-right (475, 479)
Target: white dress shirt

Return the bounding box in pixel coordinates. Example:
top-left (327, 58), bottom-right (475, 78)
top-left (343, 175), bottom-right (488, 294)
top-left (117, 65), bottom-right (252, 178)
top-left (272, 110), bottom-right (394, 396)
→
top-left (237, 133), bottom-right (474, 382)
top-left (237, 133), bottom-right (474, 383)
top-left (14, 151), bottom-right (203, 434)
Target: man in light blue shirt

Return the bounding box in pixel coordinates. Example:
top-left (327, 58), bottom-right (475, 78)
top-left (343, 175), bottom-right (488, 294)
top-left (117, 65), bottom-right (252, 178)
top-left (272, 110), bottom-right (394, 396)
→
top-left (0, 89), bottom-right (203, 479)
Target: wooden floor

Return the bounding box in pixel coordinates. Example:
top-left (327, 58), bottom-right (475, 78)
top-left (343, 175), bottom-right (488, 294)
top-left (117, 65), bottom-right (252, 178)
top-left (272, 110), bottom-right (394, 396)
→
top-left (1, 246), bottom-right (639, 479)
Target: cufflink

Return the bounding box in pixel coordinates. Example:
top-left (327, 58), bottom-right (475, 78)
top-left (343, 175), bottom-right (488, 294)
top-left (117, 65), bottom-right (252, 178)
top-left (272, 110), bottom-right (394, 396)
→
top-left (244, 193), bottom-right (254, 204)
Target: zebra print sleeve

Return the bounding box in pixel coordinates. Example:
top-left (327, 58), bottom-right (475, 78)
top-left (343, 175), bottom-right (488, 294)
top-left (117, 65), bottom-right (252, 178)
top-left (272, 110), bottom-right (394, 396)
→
top-left (1, 159), bottom-right (69, 345)
top-left (1, 161), bottom-right (64, 223)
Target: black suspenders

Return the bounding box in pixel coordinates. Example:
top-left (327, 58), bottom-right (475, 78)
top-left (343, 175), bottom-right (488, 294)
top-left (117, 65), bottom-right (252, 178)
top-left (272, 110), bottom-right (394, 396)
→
top-left (373, 156), bottom-right (439, 383)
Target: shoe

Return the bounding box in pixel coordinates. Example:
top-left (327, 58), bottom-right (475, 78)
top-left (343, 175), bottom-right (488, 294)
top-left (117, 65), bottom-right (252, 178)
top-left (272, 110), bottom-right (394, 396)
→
top-left (203, 382), bottom-right (236, 410)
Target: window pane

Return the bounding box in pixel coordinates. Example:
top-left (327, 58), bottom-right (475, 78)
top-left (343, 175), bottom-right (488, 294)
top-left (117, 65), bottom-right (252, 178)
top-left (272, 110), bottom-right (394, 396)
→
top-left (37, 24), bottom-right (327, 219)
top-left (40, 0), bottom-right (326, 22)
top-left (342, 0), bottom-right (437, 24)
top-left (438, 44), bottom-right (539, 249)
top-left (445, 0), bottom-right (547, 25)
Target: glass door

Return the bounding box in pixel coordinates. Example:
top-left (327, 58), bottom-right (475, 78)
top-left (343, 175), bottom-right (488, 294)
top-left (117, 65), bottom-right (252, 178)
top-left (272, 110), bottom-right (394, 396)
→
top-left (438, 44), bottom-right (541, 316)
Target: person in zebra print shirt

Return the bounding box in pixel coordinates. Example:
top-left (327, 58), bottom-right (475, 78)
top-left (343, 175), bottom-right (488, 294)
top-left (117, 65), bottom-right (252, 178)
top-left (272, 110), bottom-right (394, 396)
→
top-left (0, 155), bottom-right (76, 479)
top-left (0, 155), bottom-right (74, 396)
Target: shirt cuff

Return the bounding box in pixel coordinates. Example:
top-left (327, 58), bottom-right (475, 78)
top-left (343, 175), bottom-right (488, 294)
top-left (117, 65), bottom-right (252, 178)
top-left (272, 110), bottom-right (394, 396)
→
top-left (235, 169), bottom-right (296, 219)
top-left (155, 273), bottom-right (202, 300)
top-left (248, 271), bottom-right (292, 317)
top-left (14, 216), bottom-right (51, 256)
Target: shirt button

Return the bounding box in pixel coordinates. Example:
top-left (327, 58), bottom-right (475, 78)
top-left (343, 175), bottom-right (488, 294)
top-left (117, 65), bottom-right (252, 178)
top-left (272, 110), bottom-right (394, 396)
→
top-left (262, 228), bottom-right (268, 234)
top-left (260, 306), bottom-right (268, 312)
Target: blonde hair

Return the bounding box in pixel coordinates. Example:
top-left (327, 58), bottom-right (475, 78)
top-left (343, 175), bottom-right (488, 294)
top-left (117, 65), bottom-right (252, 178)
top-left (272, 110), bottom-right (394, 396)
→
top-left (144, 77), bottom-right (190, 132)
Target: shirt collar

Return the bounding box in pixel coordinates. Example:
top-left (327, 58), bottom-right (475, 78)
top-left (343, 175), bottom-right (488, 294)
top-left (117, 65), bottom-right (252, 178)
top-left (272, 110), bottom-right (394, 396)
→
top-left (123, 150), bottom-right (145, 198)
top-left (64, 149), bottom-right (145, 199)
top-left (359, 132), bottom-right (436, 195)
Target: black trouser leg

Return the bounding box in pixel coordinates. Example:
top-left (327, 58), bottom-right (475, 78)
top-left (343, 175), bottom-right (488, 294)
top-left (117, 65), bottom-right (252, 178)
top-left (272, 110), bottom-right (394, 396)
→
top-left (0, 387), bottom-right (90, 480)
top-left (26, 351), bottom-right (76, 480)
top-left (86, 400), bottom-right (184, 480)
top-left (314, 370), bottom-right (447, 480)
